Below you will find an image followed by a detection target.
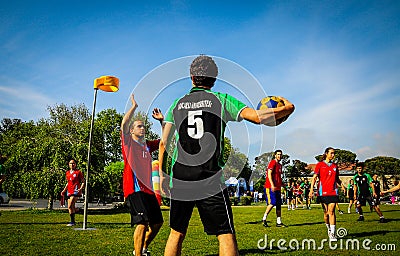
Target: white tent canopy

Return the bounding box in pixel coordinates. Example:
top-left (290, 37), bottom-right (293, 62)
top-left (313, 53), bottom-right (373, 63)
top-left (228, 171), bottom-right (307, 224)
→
top-left (225, 177), bottom-right (238, 186)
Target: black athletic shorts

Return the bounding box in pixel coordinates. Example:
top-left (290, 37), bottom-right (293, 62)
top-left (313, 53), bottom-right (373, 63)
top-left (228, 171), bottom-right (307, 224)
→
top-left (318, 196), bottom-right (339, 204)
top-left (126, 192), bottom-right (163, 226)
top-left (169, 188), bottom-right (235, 236)
top-left (356, 195), bottom-right (375, 207)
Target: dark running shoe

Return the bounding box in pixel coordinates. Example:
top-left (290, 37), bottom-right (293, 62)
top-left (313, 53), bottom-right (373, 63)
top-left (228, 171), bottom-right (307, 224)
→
top-left (263, 220), bottom-right (269, 227)
top-left (357, 216), bottom-right (364, 221)
top-left (379, 218), bottom-right (387, 223)
top-left (276, 223), bottom-right (287, 227)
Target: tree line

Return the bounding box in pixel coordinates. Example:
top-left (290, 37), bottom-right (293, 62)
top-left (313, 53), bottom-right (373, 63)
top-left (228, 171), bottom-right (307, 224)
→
top-left (1, 103), bottom-right (399, 209)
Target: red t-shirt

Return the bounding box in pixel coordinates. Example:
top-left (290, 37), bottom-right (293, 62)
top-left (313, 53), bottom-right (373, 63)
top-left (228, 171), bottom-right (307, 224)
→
top-left (65, 170), bottom-right (84, 196)
top-left (121, 133), bottom-right (160, 198)
top-left (264, 159), bottom-right (283, 190)
top-left (314, 161), bottom-right (339, 196)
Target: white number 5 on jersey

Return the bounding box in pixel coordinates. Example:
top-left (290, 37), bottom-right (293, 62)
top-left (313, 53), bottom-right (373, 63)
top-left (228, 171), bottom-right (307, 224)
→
top-left (187, 110), bottom-right (204, 139)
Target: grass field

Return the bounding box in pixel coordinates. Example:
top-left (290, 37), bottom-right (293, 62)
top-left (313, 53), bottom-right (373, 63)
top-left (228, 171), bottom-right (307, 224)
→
top-left (0, 203), bottom-right (399, 255)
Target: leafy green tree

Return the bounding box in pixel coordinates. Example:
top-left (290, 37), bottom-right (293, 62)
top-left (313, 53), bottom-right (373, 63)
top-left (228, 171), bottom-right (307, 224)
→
top-left (0, 120), bottom-right (39, 198)
top-left (0, 103), bottom-right (142, 209)
top-left (286, 159), bottom-right (311, 178)
top-left (253, 151), bottom-right (290, 191)
top-left (95, 109), bottom-right (123, 164)
top-left (314, 148), bottom-right (356, 169)
top-left (91, 161), bottom-right (124, 204)
top-left (365, 156), bottom-right (400, 189)
top-left (223, 138), bottom-right (247, 179)
top-left (254, 152), bottom-right (290, 178)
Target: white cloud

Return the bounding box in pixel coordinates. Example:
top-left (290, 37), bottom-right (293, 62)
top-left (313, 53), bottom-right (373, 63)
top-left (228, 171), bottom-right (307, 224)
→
top-left (0, 84), bottom-right (55, 121)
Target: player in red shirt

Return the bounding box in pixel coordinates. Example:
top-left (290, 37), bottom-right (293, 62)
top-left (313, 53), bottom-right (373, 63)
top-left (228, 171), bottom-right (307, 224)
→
top-left (262, 150), bottom-right (286, 227)
top-left (309, 147), bottom-right (345, 241)
top-left (61, 159), bottom-right (84, 226)
top-left (121, 94), bottom-right (164, 256)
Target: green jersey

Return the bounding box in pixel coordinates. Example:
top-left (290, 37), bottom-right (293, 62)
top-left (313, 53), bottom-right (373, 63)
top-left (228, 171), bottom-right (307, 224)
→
top-left (164, 87), bottom-right (246, 182)
top-left (353, 173), bottom-right (373, 196)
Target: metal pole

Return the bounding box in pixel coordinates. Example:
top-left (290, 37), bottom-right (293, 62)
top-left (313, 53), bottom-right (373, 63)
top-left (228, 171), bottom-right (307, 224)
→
top-left (83, 88), bottom-right (98, 230)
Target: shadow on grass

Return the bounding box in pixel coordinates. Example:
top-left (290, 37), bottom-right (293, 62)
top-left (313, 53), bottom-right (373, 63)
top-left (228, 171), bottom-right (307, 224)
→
top-left (1, 222), bottom-right (71, 225)
top-left (0, 221), bottom-right (130, 226)
top-left (289, 221), bottom-right (325, 227)
top-left (245, 220), bottom-right (325, 227)
top-left (346, 218), bottom-right (400, 223)
top-left (205, 247), bottom-right (296, 255)
top-left (348, 230), bottom-right (400, 238)
top-left (379, 209), bottom-right (400, 213)
top-left (82, 207), bottom-right (169, 216)
top-left (238, 248), bottom-right (294, 255)
top-left (245, 220), bottom-right (263, 224)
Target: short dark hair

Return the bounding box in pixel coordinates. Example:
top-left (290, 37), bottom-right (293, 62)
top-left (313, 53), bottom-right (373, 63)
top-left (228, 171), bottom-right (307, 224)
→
top-left (274, 149), bottom-right (282, 155)
top-left (356, 162), bottom-right (364, 169)
top-left (190, 55), bottom-right (218, 87)
top-left (68, 158), bottom-right (77, 165)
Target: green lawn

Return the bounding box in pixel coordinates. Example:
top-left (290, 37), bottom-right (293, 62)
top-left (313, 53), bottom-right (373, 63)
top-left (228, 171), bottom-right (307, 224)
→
top-left (0, 203), bottom-right (399, 255)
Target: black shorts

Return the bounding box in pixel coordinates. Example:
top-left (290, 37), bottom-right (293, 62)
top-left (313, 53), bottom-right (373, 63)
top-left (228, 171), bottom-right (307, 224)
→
top-left (318, 196), bottom-right (339, 204)
top-left (348, 195), bottom-right (354, 201)
top-left (67, 193), bottom-right (80, 199)
top-left (170, 188), bottom-right (234, 236)
top-left (126, 192), bottom-right (163, 226)
top-left (356, 195), bottom-right (375, 207)
top-left (373, 197), bottom-right (380, 206)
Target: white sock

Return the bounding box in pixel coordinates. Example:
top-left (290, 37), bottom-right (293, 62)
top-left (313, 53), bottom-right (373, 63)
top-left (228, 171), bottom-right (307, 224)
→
top-left (330, 225), bottom-right (336, 235)
top-left (380, 216), bottom-right (384, 219)
top-left (326, 223), bottom-right (330, 231)
top-left (277, 217), bottom-right (282, 224)
top-left (262, 213), bottom-right (267, 221)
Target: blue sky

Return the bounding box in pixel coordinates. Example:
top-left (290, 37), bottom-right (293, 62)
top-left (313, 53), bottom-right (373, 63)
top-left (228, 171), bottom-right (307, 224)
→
top-left (1, 1), bottom-right (399, 164)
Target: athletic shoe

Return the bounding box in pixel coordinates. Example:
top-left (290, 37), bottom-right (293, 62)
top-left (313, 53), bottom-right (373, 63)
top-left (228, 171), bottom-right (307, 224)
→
top-left (133, 249), bottom-right (151, 256)
top-left (263, 220), bottom-right (269, 227)
top-left (66, 222), bottom-right (75, 226)
top-left (357, 216), bottom-right (364, 221)
top-left (379, 218), bottom-right (387, 223)
top-left (276, 223), bottom-right (287, 227)
top-left (338, 210), bottom-right (344, 214)
top-left (328, 232), bottom-right (337, 242)
top-left (347, 208), bottom-right (351, 214)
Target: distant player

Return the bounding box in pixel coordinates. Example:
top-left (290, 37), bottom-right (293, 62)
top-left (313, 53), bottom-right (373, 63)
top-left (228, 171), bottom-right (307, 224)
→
top-left (353, 162), bottom-right (386, 223)
top-left (309, 147), bottom-right (345, 241)
top-left (262, 150), bottom-right (286, 227)
top-left (303, 179), bottom-right (311, 209)
top-left (294, 180), bottom-right (304, 209)
top-left (61, 159), bottom-right (84, 226)
top-left (346, 179), bottom-right (355, 213)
